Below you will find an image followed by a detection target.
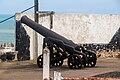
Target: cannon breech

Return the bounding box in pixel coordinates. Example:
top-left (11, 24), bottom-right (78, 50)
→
top-left (20, 15), bottom-right (97, 69)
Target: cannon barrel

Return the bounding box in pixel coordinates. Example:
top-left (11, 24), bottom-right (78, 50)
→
top-left (21, 16), bottom-right (97, 69)
top-left (21, 16), bottom-right (77, 47)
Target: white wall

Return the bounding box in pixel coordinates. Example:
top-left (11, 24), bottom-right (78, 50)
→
top-left (15, 13), bottom-right (120, 60)
top-left (52, 14), bottom-right (120, 44)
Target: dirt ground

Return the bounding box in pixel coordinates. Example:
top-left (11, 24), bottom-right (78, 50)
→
top-left (0, 58), bottom-right (120, 80)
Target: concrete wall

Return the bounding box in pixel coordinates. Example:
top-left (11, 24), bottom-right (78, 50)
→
top-left (15, 13), bottom-right (120, 59)
top-left (53, 14), bottom-right (120, 44)
top-left (37, 14), bottom-right (51, 56)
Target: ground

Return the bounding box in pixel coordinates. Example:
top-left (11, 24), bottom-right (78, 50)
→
top-left (0, 58), bottom-right (120, 80)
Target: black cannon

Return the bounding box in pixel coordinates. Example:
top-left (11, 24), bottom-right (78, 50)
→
top-left (20, 16), bottom-right (97, 69)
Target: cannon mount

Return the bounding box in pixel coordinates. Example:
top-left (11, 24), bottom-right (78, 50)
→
top-left (20, 16), bottom-right (97, 69)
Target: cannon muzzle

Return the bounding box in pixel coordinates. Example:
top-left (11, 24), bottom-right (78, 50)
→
top-left (21, 16), bottom-right (76, 47)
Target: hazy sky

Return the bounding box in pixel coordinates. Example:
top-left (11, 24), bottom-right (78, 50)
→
top-left (0, 0), bottom-right (120, 14)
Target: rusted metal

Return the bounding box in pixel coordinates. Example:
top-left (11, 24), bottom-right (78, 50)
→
top-left (63, 77), bottom-right (120, 80)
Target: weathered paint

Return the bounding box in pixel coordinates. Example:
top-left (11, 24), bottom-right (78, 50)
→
top-left (63, 77), bottom-right (120, 80)
top-left (15, 13), bottom-right (120, 60)
top-left (43, 47), bottom-right (50, 80)
top-left (52, 14), bottom-right (120, 44)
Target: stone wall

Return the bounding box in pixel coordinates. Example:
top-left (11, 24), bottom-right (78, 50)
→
top-left (15, 13), bottom-right (120, 60)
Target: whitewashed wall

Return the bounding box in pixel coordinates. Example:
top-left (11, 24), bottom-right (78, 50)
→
top-left (15, 13), bottom-right (120, 60)
top-left (53, 14), bottom-right (120, 44)
top-left (37, 15), bottom-right (51, 56)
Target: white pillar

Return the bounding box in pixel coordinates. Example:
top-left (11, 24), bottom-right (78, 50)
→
top-left (43, 47), bottom-right (50, 80)
top-left (33, 31), bottom-right (38, 60)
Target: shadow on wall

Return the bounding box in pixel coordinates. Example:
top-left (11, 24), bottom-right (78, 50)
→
top-left (16, 21), bottom-right (30, 61)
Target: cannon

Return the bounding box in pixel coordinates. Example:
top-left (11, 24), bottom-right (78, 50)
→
top-left (20, 16), bottom-right (97, 69)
